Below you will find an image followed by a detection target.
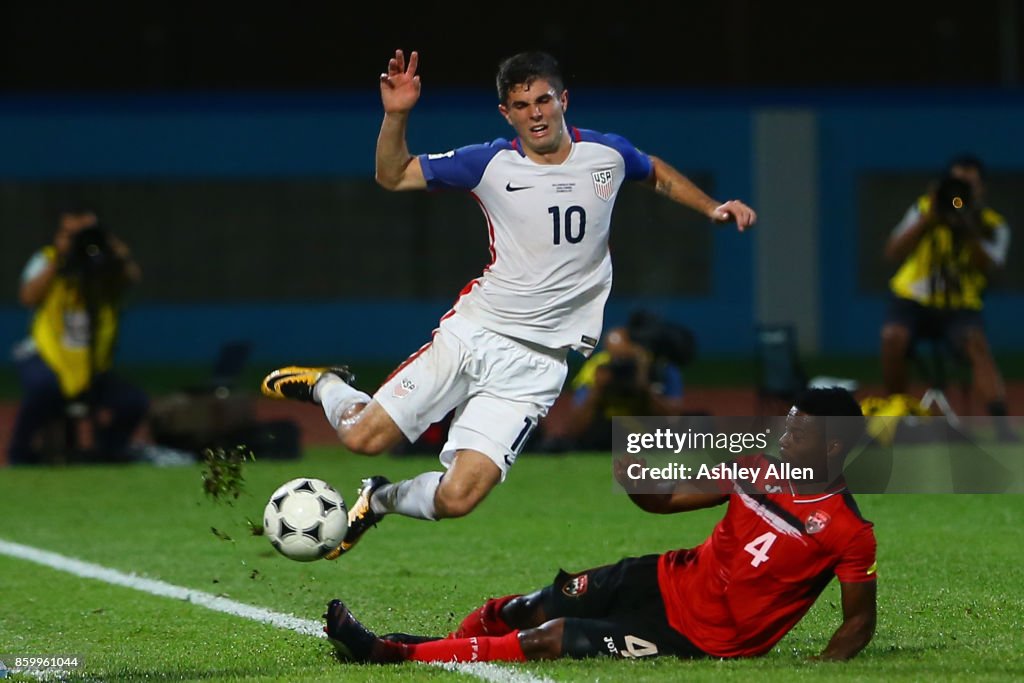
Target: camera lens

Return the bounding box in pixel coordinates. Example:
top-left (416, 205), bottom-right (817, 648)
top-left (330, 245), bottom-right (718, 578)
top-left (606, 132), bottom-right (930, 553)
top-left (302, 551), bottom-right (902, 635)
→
top-left (936, 175), bottom-right (972, 212)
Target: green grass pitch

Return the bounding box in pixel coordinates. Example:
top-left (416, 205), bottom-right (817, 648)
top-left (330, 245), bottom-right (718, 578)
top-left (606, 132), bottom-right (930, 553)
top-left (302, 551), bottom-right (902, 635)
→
top-left (1, 447), bottom-right (1022, 682)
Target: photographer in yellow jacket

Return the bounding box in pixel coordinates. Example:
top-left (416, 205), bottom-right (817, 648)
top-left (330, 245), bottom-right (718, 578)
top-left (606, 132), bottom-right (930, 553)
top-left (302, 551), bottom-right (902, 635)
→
top-left (8, 204), bottom-right (148, 465)
top-left (879, 155), bottom-right (1015, 440)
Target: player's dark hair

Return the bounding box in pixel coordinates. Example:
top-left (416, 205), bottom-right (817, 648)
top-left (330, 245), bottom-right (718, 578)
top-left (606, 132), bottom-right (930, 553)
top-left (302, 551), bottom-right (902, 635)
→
top-left (947, 153), bottom-right (986, 180)
top-left (496, 51), bottom-right (564, 103)
top-left (795, 387), bottom-right (862, 418)
top-left (794, 387), bottom-right (865, 455)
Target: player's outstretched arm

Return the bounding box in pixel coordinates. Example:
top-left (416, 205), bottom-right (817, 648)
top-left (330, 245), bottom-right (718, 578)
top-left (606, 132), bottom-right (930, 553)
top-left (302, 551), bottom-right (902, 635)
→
top-left (614, 455), bottom-right (727, 514)
top-left (817, 580), bottom-right (876, 661)
top-left (646, 156), bottom-right (756, 231)
top-left (624, 488), bottom-right (727, 515)
top-left (376, 49), bottom-right (427, 191)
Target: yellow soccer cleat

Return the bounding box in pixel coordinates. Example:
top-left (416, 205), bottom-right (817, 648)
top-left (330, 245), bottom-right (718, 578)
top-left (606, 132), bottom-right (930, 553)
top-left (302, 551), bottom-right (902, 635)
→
top-left (260, 366), bottom-right (355, 403)
top-left (324, 476), bottom-right (389, 559)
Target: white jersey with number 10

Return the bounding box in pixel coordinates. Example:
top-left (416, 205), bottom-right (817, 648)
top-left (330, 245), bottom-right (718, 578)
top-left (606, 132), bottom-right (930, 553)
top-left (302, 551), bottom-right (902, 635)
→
top-left (419, 127), bottom-right (652, 356)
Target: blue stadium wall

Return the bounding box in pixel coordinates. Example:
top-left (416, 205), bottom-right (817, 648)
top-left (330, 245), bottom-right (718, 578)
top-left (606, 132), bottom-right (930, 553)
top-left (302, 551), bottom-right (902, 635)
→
top-left (0, 91), bottom-right (1022, 364)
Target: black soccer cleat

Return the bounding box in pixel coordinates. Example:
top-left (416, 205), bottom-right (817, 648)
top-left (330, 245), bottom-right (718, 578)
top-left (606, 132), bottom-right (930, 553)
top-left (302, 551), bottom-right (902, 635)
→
top-left (324, 476), bottom-right (390, 560)
top-left (323, 599), bottom-right (404, 664)
top-left (323, 599), bottom-right (377, 662)
top-left (260, 366), bottom-right (355, 403)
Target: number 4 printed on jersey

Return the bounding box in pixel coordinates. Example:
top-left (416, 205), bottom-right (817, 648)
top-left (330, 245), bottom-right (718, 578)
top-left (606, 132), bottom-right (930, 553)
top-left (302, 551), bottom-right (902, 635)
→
top-left (744, 532), bottom-right (777, 567)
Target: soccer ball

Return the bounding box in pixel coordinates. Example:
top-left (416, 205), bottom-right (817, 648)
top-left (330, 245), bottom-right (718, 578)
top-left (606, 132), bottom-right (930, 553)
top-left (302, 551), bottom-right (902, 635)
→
top-left (263, 478), bottom-right (348, 562)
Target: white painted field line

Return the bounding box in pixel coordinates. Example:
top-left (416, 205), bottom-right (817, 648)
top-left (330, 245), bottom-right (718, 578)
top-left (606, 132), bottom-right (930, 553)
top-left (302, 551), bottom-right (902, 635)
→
top-left (0, 538), bottom-right (323, 636)
top-left (434, 661), bottom-right (556, 683)
top-left (0, 538), bottom-right (553, 683)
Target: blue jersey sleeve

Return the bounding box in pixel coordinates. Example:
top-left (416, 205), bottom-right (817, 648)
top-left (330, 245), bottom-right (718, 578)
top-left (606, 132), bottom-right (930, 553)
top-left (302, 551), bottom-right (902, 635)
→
top-left (576, 129), bottom-right (653, 181)
top-left (418, 139), bottom-right (511, 191)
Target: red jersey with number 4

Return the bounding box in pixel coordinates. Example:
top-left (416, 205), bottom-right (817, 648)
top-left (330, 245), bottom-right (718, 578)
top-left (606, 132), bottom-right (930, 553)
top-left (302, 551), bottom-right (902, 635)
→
top-left (657, 460), bottom-right (877, 658)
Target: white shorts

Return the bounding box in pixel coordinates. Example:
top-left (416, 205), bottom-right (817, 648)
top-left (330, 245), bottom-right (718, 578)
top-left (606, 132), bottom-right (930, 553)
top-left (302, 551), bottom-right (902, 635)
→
top-left (374, 312), bottom-right (568, 480)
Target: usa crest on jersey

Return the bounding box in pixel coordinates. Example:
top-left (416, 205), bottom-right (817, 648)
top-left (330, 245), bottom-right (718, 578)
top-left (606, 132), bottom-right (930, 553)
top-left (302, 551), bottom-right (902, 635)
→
top-left (592, 169), bottom-right (614, 201)
top-left (392, 378), bottom-right (417, 399)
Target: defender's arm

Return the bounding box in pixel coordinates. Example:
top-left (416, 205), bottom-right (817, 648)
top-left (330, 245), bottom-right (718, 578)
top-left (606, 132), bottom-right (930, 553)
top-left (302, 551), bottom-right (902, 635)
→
top-left (614, 456), bottom-right (728, 514)
top-left (817, 580), bottom-right (877, 661)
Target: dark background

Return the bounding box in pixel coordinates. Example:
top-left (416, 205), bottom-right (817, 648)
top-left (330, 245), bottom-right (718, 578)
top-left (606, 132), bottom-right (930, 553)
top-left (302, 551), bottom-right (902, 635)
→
top-left (2, 2), bottom-right (1022, 90)
top-left (3, 2), bottom-right (1024, 365)
top-left (0, 177), bottom-right (713, 302)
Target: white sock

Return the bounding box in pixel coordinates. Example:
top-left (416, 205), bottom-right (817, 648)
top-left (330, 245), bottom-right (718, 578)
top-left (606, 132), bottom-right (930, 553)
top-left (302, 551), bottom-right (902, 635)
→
top-left (315, 376), bottom-right (371, 430)
top-left (371, 472), bottom-right (441, 521)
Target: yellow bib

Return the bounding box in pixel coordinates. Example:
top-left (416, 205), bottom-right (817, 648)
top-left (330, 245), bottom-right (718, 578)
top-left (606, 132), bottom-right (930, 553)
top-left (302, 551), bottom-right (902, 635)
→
top-left (30, 247), bottom-right (120, 397)
top-left (572, 351), bottom-right (651, 417)
top-left (889, 196), bottom-right (1005, 310)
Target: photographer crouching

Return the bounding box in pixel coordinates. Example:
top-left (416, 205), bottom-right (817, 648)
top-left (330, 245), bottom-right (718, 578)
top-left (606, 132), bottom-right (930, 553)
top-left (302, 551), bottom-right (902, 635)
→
top-left (562, 312), bottom-right (692, 451)
top-left (880, 155), bottom-right (1015, 439)
top-left (8, 204), bottom-right (149, 465)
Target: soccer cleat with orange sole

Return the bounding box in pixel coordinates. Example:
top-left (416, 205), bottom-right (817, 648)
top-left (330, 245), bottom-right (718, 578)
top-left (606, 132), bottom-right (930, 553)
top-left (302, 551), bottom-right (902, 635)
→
top-left (324, 476), bottom-right (389, 560)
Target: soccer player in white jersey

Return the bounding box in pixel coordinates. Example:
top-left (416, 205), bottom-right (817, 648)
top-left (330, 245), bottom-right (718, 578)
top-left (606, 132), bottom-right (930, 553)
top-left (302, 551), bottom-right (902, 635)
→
top-left (261, 50), bottom-right (757, 558)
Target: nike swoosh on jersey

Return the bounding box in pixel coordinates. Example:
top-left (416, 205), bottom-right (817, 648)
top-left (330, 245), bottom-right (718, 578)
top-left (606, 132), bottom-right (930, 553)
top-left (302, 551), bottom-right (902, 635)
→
top-left (505, 182), bottom-right (533, 192)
